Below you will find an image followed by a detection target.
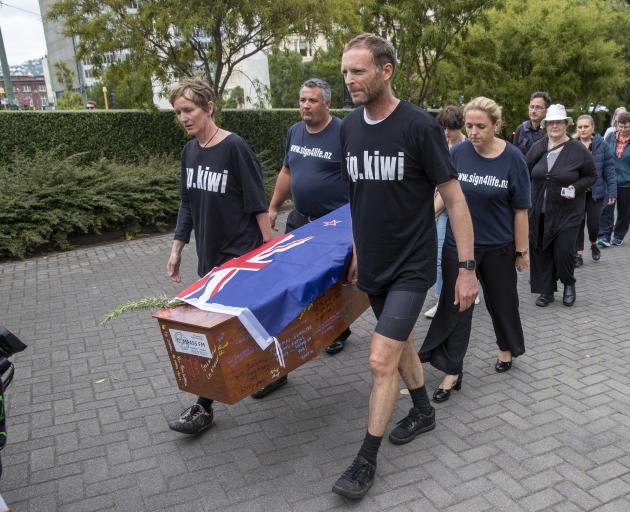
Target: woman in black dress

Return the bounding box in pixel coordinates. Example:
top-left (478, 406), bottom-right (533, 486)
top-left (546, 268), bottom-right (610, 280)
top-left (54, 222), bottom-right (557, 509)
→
top-left (527, 105), bottom-right (596, 307)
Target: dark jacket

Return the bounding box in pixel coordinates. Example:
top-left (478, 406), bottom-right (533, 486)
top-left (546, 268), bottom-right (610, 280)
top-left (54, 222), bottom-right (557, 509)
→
top-left (607, 134), bottom-right (630, 188)
top-left (527, 138), bottom-right (596, 250)
top-left (589, 134), bottom-right (617, 200)
top-left (513, 120), bottom-right (545, 156)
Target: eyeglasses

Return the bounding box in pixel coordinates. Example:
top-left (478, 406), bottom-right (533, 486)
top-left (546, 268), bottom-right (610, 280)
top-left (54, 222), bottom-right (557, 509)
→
top-left (528, 105), bottom-right (546, 111)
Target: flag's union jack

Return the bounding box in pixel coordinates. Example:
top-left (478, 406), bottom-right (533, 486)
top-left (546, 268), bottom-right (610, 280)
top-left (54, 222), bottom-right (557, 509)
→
top-left (177, 234), bottom-right (314, 304)
top-left (174, 204), bottom-right (353, 348)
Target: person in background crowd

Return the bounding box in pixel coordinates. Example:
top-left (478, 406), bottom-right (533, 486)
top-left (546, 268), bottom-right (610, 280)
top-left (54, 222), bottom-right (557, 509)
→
top-left (252, 78), bottom-right (351, 399)
top-left (598, 111), bottom-right (630, 247)
top-left (603, 106), bottom-right (627, 141)
top-left (420, 96), bottom-right (530, 403)
top-left (527, 105), bottom-right (596, 308)
top-left (426, 105), bottom-right (467, 319)
top-left (513, 91), bottom-right (552, 156)
top-left (165, 77), bottom-right (272, 435)
top-left (573, 114), bottom-right (616, 266)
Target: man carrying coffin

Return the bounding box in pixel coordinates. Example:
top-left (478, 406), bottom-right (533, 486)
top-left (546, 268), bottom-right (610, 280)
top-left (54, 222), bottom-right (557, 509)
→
top-left (251, 78), bottom-right (351, 399)
top-left (332, 34), bottom-right (478, 499)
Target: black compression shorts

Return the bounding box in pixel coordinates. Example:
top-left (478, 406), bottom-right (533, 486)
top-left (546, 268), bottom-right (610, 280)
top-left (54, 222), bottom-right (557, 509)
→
top-left (368, 289), bottom-right (427, 342)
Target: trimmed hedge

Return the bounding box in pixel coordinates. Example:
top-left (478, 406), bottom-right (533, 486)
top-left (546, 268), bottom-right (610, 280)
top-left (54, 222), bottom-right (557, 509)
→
top-left (0, 109), bottom-right (350, 167)
top-left (0, 110), bottom-right (187, 163)
top-left (0, 109), bottom-right (350, 257)
top-left (0, 150), bottom-right (180, 258)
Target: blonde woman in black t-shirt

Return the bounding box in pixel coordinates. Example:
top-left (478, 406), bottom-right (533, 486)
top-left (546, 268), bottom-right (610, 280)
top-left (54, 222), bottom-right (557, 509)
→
top-left (420, 96), bottom-right (531, 402)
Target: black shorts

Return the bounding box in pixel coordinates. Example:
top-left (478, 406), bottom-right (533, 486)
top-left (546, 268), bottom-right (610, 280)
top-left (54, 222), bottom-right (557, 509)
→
top-left (368, 289), bottom-right (427, 342)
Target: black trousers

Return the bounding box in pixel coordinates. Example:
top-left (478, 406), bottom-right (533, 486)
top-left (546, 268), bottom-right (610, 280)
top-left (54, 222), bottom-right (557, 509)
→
top-left (576, 192), bottom-right (603, 251)
top-left (420, 244), bottom-right (525, 375)
top-left (530, 217), bottom-right (579, 294)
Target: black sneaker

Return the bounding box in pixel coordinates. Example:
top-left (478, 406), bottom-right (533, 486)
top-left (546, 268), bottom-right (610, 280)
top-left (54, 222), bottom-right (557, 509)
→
top-left (332, 456), bottom-right (376, 500)
top-left (574, 254), bottom-right (583, 268)
top-left (591, 244), bottom-right (601, 261)
top-left (388, 407), bottom-right (435, 445)
top-left (168, 404), bottom-right (213, 435)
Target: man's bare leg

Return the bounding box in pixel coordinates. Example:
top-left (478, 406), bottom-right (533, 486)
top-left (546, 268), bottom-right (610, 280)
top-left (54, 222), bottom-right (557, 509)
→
top-left (398, 335), bottom-right (424, 390)
top-left (367, 333), bottom-right (405, 436)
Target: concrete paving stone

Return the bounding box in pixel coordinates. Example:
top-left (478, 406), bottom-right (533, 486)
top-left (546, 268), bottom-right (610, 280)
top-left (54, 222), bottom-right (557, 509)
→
top-left (555, 480), bottom-right (602, 510)
top-left (601, 496), bottom-right (630, 511)
top-left (63, 494), bottom-right (114, 512)
top-left (589, 478), bottom-right (630, 503)
top-left (587, 461), bottom-right (630, 483)
top-left (520, 488), bottom-right (566, 511)
top-left (552, 501), bottom-right (586, 512)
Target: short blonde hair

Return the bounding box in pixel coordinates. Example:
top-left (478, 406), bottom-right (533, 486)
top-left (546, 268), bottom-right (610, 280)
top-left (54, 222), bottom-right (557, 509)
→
top-left (463, 96), bottom-right (502, 126)
top-left (169, 77), bottom-right (216, 114)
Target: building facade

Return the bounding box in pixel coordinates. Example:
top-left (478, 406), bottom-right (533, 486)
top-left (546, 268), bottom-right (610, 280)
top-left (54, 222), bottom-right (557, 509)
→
top-left (0, 75), bottom-right (48, 109)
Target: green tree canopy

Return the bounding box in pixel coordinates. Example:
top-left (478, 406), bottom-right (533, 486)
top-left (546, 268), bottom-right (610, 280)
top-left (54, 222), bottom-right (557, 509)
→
top-left (85, 63), bottom-right (155, 110)
top-left (46, 0), bottom-right (361, 99)
top-left (363, 0), bottom-right (501, 105)
top-left (56, 91), bottom-right (83, 109)
top-left (439, 0), bottom-right (629, 132)
top-left (268, 45), bottom-right (347, 108)
top-left (54, 60), bottom-right (75, 91)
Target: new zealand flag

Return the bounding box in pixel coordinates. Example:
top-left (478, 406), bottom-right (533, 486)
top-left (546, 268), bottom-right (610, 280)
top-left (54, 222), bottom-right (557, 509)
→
top-left (177, 204), bottom-right (353, 350)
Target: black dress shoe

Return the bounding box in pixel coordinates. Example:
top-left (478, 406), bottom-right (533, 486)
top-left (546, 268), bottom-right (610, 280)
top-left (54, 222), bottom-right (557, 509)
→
top-left (535, 293), bottom-right (555, 307)
top-left (326, 328), bottom-right (351, 355)
top-left (495, 359), bottom-right (512, 373)
top-left (251, 375), bottom-right (288, 399)
top-left (563, 284), bottom-right (576, 306)
top-left (591, 244), bottom-right (601, 261)
top-left (432, 373), bottom-right (463, 403)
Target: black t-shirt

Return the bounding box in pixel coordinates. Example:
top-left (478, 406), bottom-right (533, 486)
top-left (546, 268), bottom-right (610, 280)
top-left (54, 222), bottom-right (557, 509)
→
top-left (174, 134), bottom-right (268, 277)
top-left (283, 117), bottom-right (348, 218)
top-left (446, 140), bottom-right (531, 250)
top-left (341, 101), bottom-right (458, 294)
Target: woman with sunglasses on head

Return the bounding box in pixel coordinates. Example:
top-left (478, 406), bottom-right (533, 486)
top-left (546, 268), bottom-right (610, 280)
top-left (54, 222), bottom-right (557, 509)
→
top-left (573, 115), bottom-right (616, 266)
top-left (527, 105), bottom-right (596, 308)
top-left (420, 97), bottom-right (531, 402)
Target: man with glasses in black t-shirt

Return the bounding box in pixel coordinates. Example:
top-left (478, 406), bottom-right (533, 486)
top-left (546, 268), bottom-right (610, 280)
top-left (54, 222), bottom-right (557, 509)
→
top-left (332, 33), bottom-right (478, 500)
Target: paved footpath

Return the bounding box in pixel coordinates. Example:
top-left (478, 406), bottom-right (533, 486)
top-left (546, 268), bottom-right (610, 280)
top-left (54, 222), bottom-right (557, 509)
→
top-left (2, 217), bottom-right (630, 511)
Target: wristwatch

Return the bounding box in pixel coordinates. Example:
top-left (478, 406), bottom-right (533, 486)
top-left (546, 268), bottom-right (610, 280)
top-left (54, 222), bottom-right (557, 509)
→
top-left (458, 260), bottom-right (476, 270)
top-left (515, 249), bottom-right (529, 257)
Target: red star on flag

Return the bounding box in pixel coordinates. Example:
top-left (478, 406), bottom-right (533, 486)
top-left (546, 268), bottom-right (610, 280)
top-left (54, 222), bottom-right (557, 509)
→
top-left (323, 219), bottom-right (342, 226)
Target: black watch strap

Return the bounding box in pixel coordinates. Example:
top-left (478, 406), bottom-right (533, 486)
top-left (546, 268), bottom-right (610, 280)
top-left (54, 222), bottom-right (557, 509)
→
top-left (458, 259), bottom-right (476, 270)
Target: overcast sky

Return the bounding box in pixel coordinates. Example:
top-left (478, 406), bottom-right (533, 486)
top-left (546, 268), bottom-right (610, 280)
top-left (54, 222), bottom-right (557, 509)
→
top-left (0, 0), bottom-right (47, 65)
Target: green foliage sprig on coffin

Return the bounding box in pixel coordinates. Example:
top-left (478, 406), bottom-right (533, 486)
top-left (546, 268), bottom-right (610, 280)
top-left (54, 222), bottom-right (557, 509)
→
top-left (100, 296), bottom-right (185, 326)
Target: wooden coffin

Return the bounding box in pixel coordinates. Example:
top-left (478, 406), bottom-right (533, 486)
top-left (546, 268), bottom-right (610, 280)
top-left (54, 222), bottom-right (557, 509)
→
top-left (153, 282), bottom-right (369, 404)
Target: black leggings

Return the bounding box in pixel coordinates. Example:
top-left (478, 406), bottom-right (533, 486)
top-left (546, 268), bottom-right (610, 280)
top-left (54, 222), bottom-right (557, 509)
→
top-left (368, 289), bottom-right (426, 342)
top-left (576, 192), bottom-right (603, 251)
